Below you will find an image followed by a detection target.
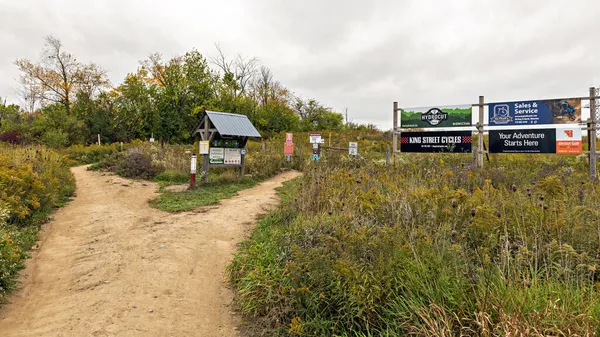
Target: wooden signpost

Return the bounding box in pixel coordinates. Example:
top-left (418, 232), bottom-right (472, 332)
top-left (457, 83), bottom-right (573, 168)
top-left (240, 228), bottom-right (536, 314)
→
top-left (190, 110), bottom-right (261, 183)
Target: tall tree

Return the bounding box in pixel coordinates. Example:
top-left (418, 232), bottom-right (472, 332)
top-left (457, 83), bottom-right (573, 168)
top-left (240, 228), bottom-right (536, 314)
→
top-left (15, 36), bottom-right (110, 114)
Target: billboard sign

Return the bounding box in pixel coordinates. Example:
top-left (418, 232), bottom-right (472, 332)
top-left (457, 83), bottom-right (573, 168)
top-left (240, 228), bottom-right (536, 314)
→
top-left (400, 131), bottom-right (472, 153)
top-left (489, 99), bottom-right (581, 126)
top-left (489, 129), bottom-right (555, 153)
top-left (400, 105), bottom-right (472, 128)
top-left (489, 128), bottom-right (582, 154)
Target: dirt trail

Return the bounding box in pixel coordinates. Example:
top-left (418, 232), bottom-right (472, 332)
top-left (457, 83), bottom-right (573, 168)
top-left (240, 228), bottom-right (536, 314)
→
top-left (0, 166), bottom-right (301, 337)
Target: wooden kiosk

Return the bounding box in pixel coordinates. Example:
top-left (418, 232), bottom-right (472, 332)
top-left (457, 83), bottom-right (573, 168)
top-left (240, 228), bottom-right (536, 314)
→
top-left (191, 110), bottom-right (261, 180)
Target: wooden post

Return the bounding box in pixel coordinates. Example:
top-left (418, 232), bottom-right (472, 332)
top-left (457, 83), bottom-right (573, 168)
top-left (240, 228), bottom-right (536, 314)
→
top-left (477, 96), bottom-right (484, 168)
top-left (393, 102), bottom-right (398, 164)
top-left (240, 152), bottom-right (245, 177)
top-left (202, 115), bottom-right (210, 183)
top-left (97, 134), bottom-right (101, 146)
top-left (386, 144), bottom-right (390, 166)
top-left (590, 87), bottom-right (597, 181)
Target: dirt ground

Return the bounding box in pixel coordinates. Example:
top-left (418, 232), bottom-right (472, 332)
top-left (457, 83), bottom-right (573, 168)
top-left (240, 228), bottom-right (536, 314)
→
top-left (0, 166), bottom-right (301, 337)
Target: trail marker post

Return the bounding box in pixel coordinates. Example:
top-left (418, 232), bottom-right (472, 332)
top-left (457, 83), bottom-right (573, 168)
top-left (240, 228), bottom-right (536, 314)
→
top-left (190, 155), bottom-right (197, 188)
top-left (393, 102), bottom-right (398, 164)
top-left (590, 87), bottom-right (597, 181)
top-left (477, 95), bottom-right (484, 168)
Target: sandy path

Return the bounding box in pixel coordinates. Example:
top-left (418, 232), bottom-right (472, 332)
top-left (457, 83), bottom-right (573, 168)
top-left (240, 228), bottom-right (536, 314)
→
top-left (0, 166), bottom-right (301, 337)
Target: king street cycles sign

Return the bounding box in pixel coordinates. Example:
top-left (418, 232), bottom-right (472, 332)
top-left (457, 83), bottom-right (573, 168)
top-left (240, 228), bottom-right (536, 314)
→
top-left (400, 105), bottom-right (472, 128)
top-left (400, 131), bottom-right (472, 153)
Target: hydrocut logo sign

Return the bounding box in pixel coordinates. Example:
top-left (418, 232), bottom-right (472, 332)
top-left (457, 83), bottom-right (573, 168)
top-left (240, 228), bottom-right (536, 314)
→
top-left (421, 108), bottom-right (448, 126)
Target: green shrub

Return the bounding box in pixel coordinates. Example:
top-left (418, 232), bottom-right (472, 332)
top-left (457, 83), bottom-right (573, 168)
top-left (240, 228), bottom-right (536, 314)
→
top-left (65, 143), bottom-right (121, 165)
top-left (116, 151), bottom-right (164, 180)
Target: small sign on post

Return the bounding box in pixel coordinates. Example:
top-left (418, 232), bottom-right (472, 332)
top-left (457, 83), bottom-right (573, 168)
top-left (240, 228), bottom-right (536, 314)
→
top-left (349, 142), bottom-right (358, 156)
top-left (309, 133), bottom-right (322, 144)
top-left (284, 133), bottom-right (294, 162)
top-left (199, 141), bottom-right (210, 155)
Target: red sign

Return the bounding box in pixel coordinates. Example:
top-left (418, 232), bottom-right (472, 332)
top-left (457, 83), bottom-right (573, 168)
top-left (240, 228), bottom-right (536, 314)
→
top-left (556, 128), bottom-right (582, 154)
top-left (286, 133), bottom-right (293, 144)
top-left (284, 143), bottom-right (294, 155)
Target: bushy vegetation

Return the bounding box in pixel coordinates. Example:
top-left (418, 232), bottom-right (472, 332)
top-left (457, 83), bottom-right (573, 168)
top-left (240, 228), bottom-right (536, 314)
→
top-left (0, 144), bottom-right (74, 299)
top-left (229, 153), bottom-right (600, 336)
top-left (0, 36), bottom-right (362, 149)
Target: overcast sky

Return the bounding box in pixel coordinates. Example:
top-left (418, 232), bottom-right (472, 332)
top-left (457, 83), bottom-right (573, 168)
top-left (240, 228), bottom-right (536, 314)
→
top-left (1, 0), bottom-right (599, 129)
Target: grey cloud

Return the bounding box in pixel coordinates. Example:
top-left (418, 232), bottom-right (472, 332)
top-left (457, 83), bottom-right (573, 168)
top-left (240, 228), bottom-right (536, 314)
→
top-left (1, 0), bottom-right (599, 130)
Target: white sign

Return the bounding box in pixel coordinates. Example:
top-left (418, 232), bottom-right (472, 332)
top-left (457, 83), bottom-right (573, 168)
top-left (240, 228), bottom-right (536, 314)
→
top-left (349, 142), bottom-right (358, 156)
top-left (313, 143), bottom-right (319, 150)
top-left (309, 133), bottom-right (322, 144)
top-left (224, 148), bottom-right (242, 165)
top-left (199, 141), bottom-right (210, 155)
top-left (209, 148), bottom-right (224, 164)
top-left (190, 155), bottom-right (197, 174)
top-left (149, 137), bottom-right (155, 143)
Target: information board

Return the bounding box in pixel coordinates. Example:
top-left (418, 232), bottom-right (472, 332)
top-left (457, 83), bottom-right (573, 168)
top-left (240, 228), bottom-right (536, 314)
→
top-left (224, 148), bottom-right (242, 165)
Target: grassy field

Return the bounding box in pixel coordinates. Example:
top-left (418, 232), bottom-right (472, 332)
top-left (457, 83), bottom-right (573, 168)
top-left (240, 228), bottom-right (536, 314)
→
top-left (228, 150), bottom-right (600, 336)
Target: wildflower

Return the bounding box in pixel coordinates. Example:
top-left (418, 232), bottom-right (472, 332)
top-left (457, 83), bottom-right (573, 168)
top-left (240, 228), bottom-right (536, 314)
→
top-left (511, 184), bottom-right (517, 192)
top-left (451, 199), bottom-right (457, 209)
top-left (539, 195), bottom-right (545, 201)
top-left (471, 208), bottom-right (477, 217)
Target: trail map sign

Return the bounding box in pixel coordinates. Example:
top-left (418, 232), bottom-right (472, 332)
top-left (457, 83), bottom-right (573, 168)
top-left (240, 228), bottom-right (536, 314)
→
top-left (209, 148), bottom-right (225, 164)
top-left (400, 105), bottom-right (472, 128)
top-left (489, 99), bottom-right (581, 126)
top-left (400, 131), bottom-right (472, 153)
top-left (489, 128), bottom-right (582, 154)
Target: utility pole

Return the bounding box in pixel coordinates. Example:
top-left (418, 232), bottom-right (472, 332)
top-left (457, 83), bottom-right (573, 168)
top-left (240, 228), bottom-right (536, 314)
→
top-left (345, 107), bottom-right (348, 127)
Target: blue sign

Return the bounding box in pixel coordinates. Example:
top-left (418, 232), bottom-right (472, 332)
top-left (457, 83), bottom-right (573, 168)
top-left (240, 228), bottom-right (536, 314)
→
top-left (489, 99), bottom-right (581, 126)
top-left (312, 154), bottom-right (319, 161)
